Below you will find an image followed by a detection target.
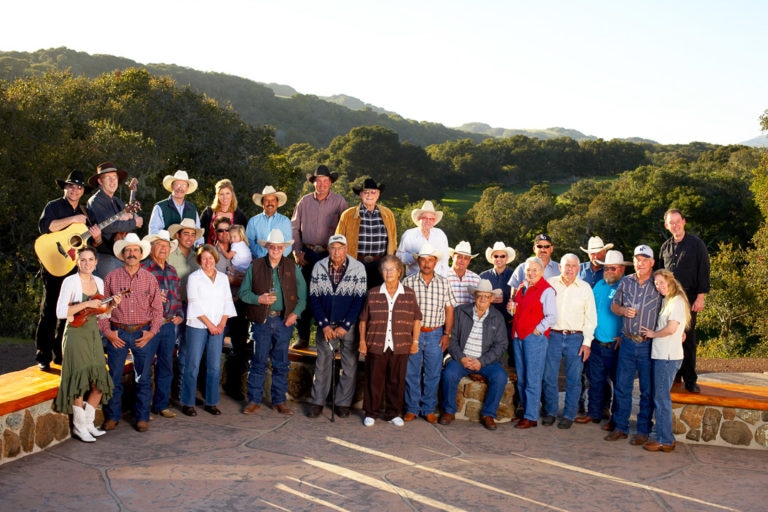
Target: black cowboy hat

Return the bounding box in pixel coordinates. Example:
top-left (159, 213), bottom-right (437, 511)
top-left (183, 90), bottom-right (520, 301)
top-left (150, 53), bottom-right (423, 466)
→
top-left (352, 178), bottom-right (384, 195)
top-left (56, 170), bottom-right (93, 193)
top-left (306, 164), bottom-right (339, 183)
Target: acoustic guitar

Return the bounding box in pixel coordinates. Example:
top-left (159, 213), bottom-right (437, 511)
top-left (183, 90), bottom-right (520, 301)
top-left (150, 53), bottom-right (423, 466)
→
top-left (69, 288), bottom-right (132, 328)
top-left (113, 177), bottom-right (138, 242)
top-left (34, 201), bottom-right (141, 276)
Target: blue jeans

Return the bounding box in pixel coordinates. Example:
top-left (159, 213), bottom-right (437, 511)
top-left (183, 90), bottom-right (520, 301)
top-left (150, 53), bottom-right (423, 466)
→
top-left (586, 341), bottom-right (618, 420)
top-left (513, 334), bottom-right (548, 421)
top-left (152, 322), bottom-right (176, 412)
top-left (247, 316), bottom-right (293, 405)
top-left (543, 331), bottom-right (584, 420)
top-left (440, 359), bottom-right (508, 418)
top-left (103, 328), bottom-right (159, 423)
top-left (310, 326), bottom-right (359, 407)
top-left (181, 326), bottom-right (223, 407)
top-left (653, 358), bottom-right (682, 445)
top-left (405, 328), bottom-right (444, 416)
top-left (614, 336), bottom-right (653, 435)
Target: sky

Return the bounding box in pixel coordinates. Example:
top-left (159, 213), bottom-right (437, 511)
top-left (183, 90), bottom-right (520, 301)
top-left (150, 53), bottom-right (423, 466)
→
top-left (3, 0), bottom-right (766, 145)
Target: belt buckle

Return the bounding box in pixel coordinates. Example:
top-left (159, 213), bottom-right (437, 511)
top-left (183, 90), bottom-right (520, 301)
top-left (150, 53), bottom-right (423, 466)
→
top-left (628, 334), bottom-right (644, 343)
top-left (363, 255), bottom-right (374, 263)
top-left (311, 245), bottom-right (326, 253)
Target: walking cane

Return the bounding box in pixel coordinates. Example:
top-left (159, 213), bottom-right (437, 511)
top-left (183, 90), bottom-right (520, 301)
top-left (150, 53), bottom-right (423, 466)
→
top-left (327, 337), bottom-right (336, 422)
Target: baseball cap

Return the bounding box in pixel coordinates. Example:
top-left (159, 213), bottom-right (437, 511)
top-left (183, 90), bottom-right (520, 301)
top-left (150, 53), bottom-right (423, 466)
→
top-left (634, 244), bottom-right (654, 258)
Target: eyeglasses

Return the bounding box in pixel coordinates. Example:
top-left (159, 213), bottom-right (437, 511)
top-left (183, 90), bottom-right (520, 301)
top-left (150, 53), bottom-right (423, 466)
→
top-left (493, 254), bottom-right (506, 259)
top-left (604, 266), bottom-right (619, 271)
top-left (535, 244), bottom-right (552, 249)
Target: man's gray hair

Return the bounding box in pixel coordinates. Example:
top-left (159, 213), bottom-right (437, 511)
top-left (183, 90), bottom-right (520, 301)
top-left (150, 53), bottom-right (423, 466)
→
top-left (560, 253), bottom-right (580, 266)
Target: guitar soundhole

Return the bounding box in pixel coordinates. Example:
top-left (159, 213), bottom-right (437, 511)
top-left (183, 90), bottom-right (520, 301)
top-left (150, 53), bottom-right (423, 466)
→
top-left (70, 235), bottom-right (84, 249)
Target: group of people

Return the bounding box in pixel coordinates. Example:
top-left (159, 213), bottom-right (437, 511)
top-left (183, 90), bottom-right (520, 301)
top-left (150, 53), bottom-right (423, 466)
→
top-left (37, 164), bottom-right (709, 453)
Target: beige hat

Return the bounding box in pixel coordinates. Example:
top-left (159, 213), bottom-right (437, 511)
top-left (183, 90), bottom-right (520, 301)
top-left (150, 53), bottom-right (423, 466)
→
top-left (468, 279), bottom-right (503, 299)
top-left (485, 242), bottom-right (516, 264)
top-left (113, 233), bottom-right (151, 261)
top-left (144, 230), bottom-right (179, 252)
top-left (411, 201), bottom-right (443, 226)
top-left (168, 218), bottom-right (204, 240)
top-left (162, 170), bottom-right (198, 194)
top-left (258, 228), bottom-right (294, 248)
top-left (596, 250), bottom-right (631, 266)
top-left (580, 236), bottom-right (614, 254)
top-left (412, 242), bottom-right (444, 262)
top-left (252, 185), bottom-right (288, 208)
top-left (449, 241), bottom-right (478, 259)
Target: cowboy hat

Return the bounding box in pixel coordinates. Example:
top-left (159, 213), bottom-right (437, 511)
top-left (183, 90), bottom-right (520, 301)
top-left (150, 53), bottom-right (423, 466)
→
top-left (352, 178), bottom-right (384, 195)
top-left (252, 185), bottom-right (288, 208)
top-left (485, 242), bottom-right (516, 264)
top-left (143, 230), bottom-right (179, 252)
top-left (596, 250), bottom-right (632, 266)
top-left (56, 170), bottom-right (93, 193)
top-left (448, 241), bottom-right (478, 259)
top-left (468, 279), bottom-right (503, 299)
top-left (411, 201), bottom-right (443, 226)
top-left (88, 161), bottom-right (128, 189)
top-left (168, 218), bottom-right (204, 240)
top-left (307, 164), bottom-right (339, 183)
top-left (258, 228), bottom-right (294, 248)
top-left (113, 233), bottom-right (151, 261)
top-left (162, 170), bottom-right (198, 194)
top-left (580, 236), bottom-right (614, 254)
top-left (412, 242), bottom-right (444, 262)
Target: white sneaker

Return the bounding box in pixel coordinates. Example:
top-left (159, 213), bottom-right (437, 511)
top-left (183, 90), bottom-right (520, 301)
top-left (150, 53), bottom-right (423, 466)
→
top-left (389, 416), bottom-right (405, 427)
top-left (363, 417), bottom-right (375, 427)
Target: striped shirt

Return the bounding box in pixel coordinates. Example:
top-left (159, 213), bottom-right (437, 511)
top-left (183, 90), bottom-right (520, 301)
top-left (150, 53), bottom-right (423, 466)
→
top-left (402, 273), bottom-right (457, 329)
top-left (447, 268), bottom-right (480, 305)
top-left (357, 205), bottom-right (388, 256)
top-left (611, 273), bottom-right (662, 336)
top-left (464, 307), bottom-right (489, 358)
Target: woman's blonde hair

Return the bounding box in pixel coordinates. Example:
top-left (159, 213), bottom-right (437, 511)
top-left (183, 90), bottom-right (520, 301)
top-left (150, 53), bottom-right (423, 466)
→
top-left (211, 179), bottom-right (238, 212)
top-left (653, 269), bottom-right (691, 329)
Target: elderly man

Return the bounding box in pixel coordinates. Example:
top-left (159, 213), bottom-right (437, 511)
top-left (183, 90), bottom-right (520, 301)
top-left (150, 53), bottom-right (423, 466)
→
top-left (141, 230), bottom-right (184, 419)
top-left (578, 236), bottom-right (614, 288)
top-left (575, 250), bottom-right (629, 427)
top-left (335, 178), bottom-right (397, 289)
top-left (447, 241), bottom-right (481, 305)
top-left (402, 243), bottom-right (457, 423)
top-left (98, 234), bottom-right (163, 432)
top-left (480, 242), bottom-right (517, 365)
top-left (660, 208), bottom-right (710, 393)
top-left (306, 234), bottom-right (367, 419)
top-left (246, 185), bottom-right (293, 260)
top-left (542, 254), bottom-right (597, 429)
top-left (291, 166), bottom-right (349, 350)
top-left (240, 229), bottom-right (307, 416)
top-left (87, 161), bottom-right (143, 278)
top-left (439, 280), bottom-right (509, 430)
top-left (149, 170), bottom-right (201, 240)
top-left (396, 201), bottom-right (450, 277)
top-left (606, 245), bottom-right (662, 445)
top-left (508, 234), bottom-right (560, 289)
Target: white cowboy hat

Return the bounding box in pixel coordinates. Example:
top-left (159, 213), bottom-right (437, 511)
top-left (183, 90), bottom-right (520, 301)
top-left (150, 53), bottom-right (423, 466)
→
top-left (448, 241), bottom-right (478, 259)
top-left (167, 218), bottom-right (204, 240)
top-left (143, 230), bottom-right (179, 252)
top-left (258, 228), bottom-right (294, 248)
top-left (596, 250), bottom-right (632, 266)
top-left (113, 233), bottom-right (151, 261)
top-left (252, 185), bottom-right (288, 208)
top-left (412, 242), bottom-right (444, 262)
top-left (485, 242), bottom-right (516, 264)
top-left (467, 279), bottom-right (503, 299)
top-left (411, 200), bottom-right (443, 226)
top-left (162, 170), bottom-right (198, 194)
top-left (580, 236), bottom-right (614, 254)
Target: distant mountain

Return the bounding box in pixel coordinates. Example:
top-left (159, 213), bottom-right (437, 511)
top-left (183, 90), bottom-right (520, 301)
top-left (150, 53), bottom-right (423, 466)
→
top-left (457, 123), bottom-right (659, 144)
top-left (740, 135), bottom-right (768, 148)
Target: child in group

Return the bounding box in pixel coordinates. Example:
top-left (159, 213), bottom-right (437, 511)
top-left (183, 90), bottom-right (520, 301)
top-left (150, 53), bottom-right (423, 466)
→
top-left (222, 224), bottom-right (252, 273)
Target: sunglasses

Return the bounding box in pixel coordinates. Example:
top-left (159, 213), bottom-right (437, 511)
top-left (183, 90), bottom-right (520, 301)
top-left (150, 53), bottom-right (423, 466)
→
top-left (535, 244), bottom-right (552, 249)
top-left (216, 228), bottom-right (229, 233)
top-left (493, 254), bottom-right (507, 259)
top-left (604, 266), bottom-right (620, 271)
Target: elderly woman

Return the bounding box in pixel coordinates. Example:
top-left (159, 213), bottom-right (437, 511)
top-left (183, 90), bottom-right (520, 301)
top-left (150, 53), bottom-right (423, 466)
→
top-left (54, 247), bottom-right (116, 442)
top-left (200, 179), bottom-right (249, 245)
top-left (396, 201), bottom-right (450, 277)
top-left (181, 244), bottom-right (237, 416)
top-left (359, 255), bottom-right (421, 427)
top-left (510, 256), bottom-right (557, 429)
top-left (640, 269), bottom-right (690, 452)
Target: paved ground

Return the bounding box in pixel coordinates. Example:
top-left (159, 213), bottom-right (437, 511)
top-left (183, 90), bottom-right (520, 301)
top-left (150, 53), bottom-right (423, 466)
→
top-left (2, 375), bottom-right (767, 512)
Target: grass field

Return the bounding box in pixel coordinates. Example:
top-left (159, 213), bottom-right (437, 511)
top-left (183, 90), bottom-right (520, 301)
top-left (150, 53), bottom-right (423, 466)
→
top-left (441, 182), bottom-right (572, 216)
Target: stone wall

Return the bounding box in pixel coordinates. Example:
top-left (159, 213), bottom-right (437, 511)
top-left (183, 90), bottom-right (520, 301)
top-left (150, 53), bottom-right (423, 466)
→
top-left (673, 403), bottom-right (768, 449)
top-left (1, 402), bottom-right (70, 463)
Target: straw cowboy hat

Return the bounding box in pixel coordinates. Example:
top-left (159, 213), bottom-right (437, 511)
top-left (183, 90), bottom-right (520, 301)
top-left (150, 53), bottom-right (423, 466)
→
top-left (596, 250), bottom-right (632, 266)
top-left (168, 218), bottom-right (204, 240)
top-left (411, 201), bottom-right (443, 226)
top-left (252, 185), bottom-right (288, 208)
top-left (307, 164), bottom-right (339, 183)
top-left (449, 241), bottom-right (478, 259)
top-left (468, 279), bottom-right (503, 299)
top-left (143, 230), bottom-right (179, 252)
top-left (258, 228), bottom-right (294, 248)
top-left (162, 170), bottom-right (198, 194)
top-left (580, 236), bottom-right (614, 254)
top-left (485, 242), bottom-right (517, 264)
top-left (56, 170), bottom-right (93, 193)
top-left (113, 233), bottom-right (151, 261)
top-left (412, 242), bottom-right (444, 262)
top-left (88, 161), bottom-right (129, 189)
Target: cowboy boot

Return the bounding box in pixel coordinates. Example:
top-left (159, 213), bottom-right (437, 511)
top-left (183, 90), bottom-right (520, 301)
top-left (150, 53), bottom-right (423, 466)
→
top-left (84, 402), bottom-right (106, 437)
top-left (71, 406), bottom-right (96, 443)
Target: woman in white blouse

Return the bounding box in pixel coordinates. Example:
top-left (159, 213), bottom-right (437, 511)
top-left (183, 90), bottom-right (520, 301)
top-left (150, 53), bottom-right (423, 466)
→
top-left (640, 269), bottom-right (691, 452)
top-left (181, 244), bottom-right (237, 416)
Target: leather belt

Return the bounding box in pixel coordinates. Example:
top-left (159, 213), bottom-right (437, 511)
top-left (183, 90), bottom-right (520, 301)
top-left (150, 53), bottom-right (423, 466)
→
top-left (595, 339), bottom-right (614, 347)
top-left (268, 310), bottom-right (283, 317)
top-left (420, 325), bottom-right (442, 333)
top-left (624, 333), bottom-right (649, 343)
top-left (304, 244), bottom-right (327, 253)
top-left (551, 329), bottom-right (582, 335)
top-left (359, 254), bottom-right (384, 263)
top-left (111, 321), bottom-right (150, 333)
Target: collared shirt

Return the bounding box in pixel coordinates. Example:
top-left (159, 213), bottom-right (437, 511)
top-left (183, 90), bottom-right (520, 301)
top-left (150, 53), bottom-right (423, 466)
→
top-left (612, 273), bottom-right (662, 336)
top-left (508, 259), bottom-right (560, 289)
top-left (291, 191), bottom-right (348, 248)
top-left (402, 272), bottom-right (456, 329)
top-left (238, 258), bottom-right (308, 317)
top-left (167, 247), bottom-right (199, 302)
top-left (328, 258), bottom-right (348, 286)
top-left (245, 211), bottom-right (293, 259)
top-left (447, 268), bottom-right (480, 305)
top-left (660, 233), bottom-right (711, 302)
top-left (98, 266), bottom-right (163, 335)
top-left (464, 307), bottom-right (489, 359)
top-left (578, 261), bottom-right (603, 288)
top-left (547, 275), bottom-right (597, 346)
top-left (39, 197), bottom-right (91, 234)
top-left (593, 277), bottom-right (623, 342)
top-left (396, 227), bottom-right (450, 277)
top-left (149, 197), bottom-right (202, 244)
top-left (86, 189), bottom-right (138, 254)
top-left (186, 269), bottom-right (237, 329)
top-left (357, 205), bottom-right (388, 256)
top-left (141, 259), bottom-right (183, 321)
top-left (479, 267), bottom-right (514, 320)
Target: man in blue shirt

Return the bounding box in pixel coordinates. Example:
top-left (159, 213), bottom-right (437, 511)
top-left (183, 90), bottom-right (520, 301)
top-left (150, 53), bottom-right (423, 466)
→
top-left (246, 185), bottom-right (293, 259)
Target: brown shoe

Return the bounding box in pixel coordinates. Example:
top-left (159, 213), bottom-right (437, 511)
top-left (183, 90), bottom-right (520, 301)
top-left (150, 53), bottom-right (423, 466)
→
top-left (602, 420), bottom-right (616, 432)
top-left (438, 413), bottom-right (455, 425)
top-left (604, 430), bottom-right (628, 441)
top-left (135, 421), bottom-right (149, 432)
top-left (481, 416), bottom-right (497, 430)
top-left (630, 434), bottom-right (649, 446)
top-left (243, 402), bottom-right (261, 414)
top-left (515, 418), bottom-right (538, 429)
top-left (291, 339), bottom-right (309, 350)
top-left (273, 403), bottom-right (294, 415)
top-left (660, 441), bottom-right (676, 452)
top-left (157, 409), bottom-right (176, 418)
top-left (403, 412), bottom-right (417, 422)
top-left (306, 404), bottom-right (323, 418)
top-left (102, 419), bottom-right (118, 431)
top-left (574, 415), bottom-right (596, 424)
top-left (424, 413), bottom-right (438, 424)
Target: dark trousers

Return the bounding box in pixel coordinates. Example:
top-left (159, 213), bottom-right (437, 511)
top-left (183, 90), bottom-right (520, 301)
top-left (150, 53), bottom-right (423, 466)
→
top-left (295, 248), bottom-right (325, 342)
top-left (362, 259), bottom-right (384, 290)
top-left (223, 300), bottom-right (251, 399)
top-left (363, 351), bottom-right (408, 421)
top-left (677, 311), bottom-right (698, 385)
top-left (34, 270), bottom-right (67, 365)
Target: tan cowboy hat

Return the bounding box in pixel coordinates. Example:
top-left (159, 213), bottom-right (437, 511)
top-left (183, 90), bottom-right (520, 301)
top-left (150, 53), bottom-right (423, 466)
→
top-left (168, 218), bottom-right (204, 240)
top-left (412, 242), bottom-right (444, 262)
top-left (252, 185), bottom-right (288, 208)
top-left (448, 241), bottom-right (478, 259)
top-left (580, 236), bottom-right (614, 254)
top-left (113, 233), bottom-right (151, 261)
top-left (143, 230), bottom-right (179, 252)
top-left (485, 242), bottom-right (516, 264)
top-left (257, 228), bottom-right (294, 248)
top-left (411, 201), bottom-right (443, 226)
top-left (162, 170), bottom-right (198, 194)
top-left (468, 279), bottom-right (503, 299)
top-left (596, 250), bottom-right (631, 266)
